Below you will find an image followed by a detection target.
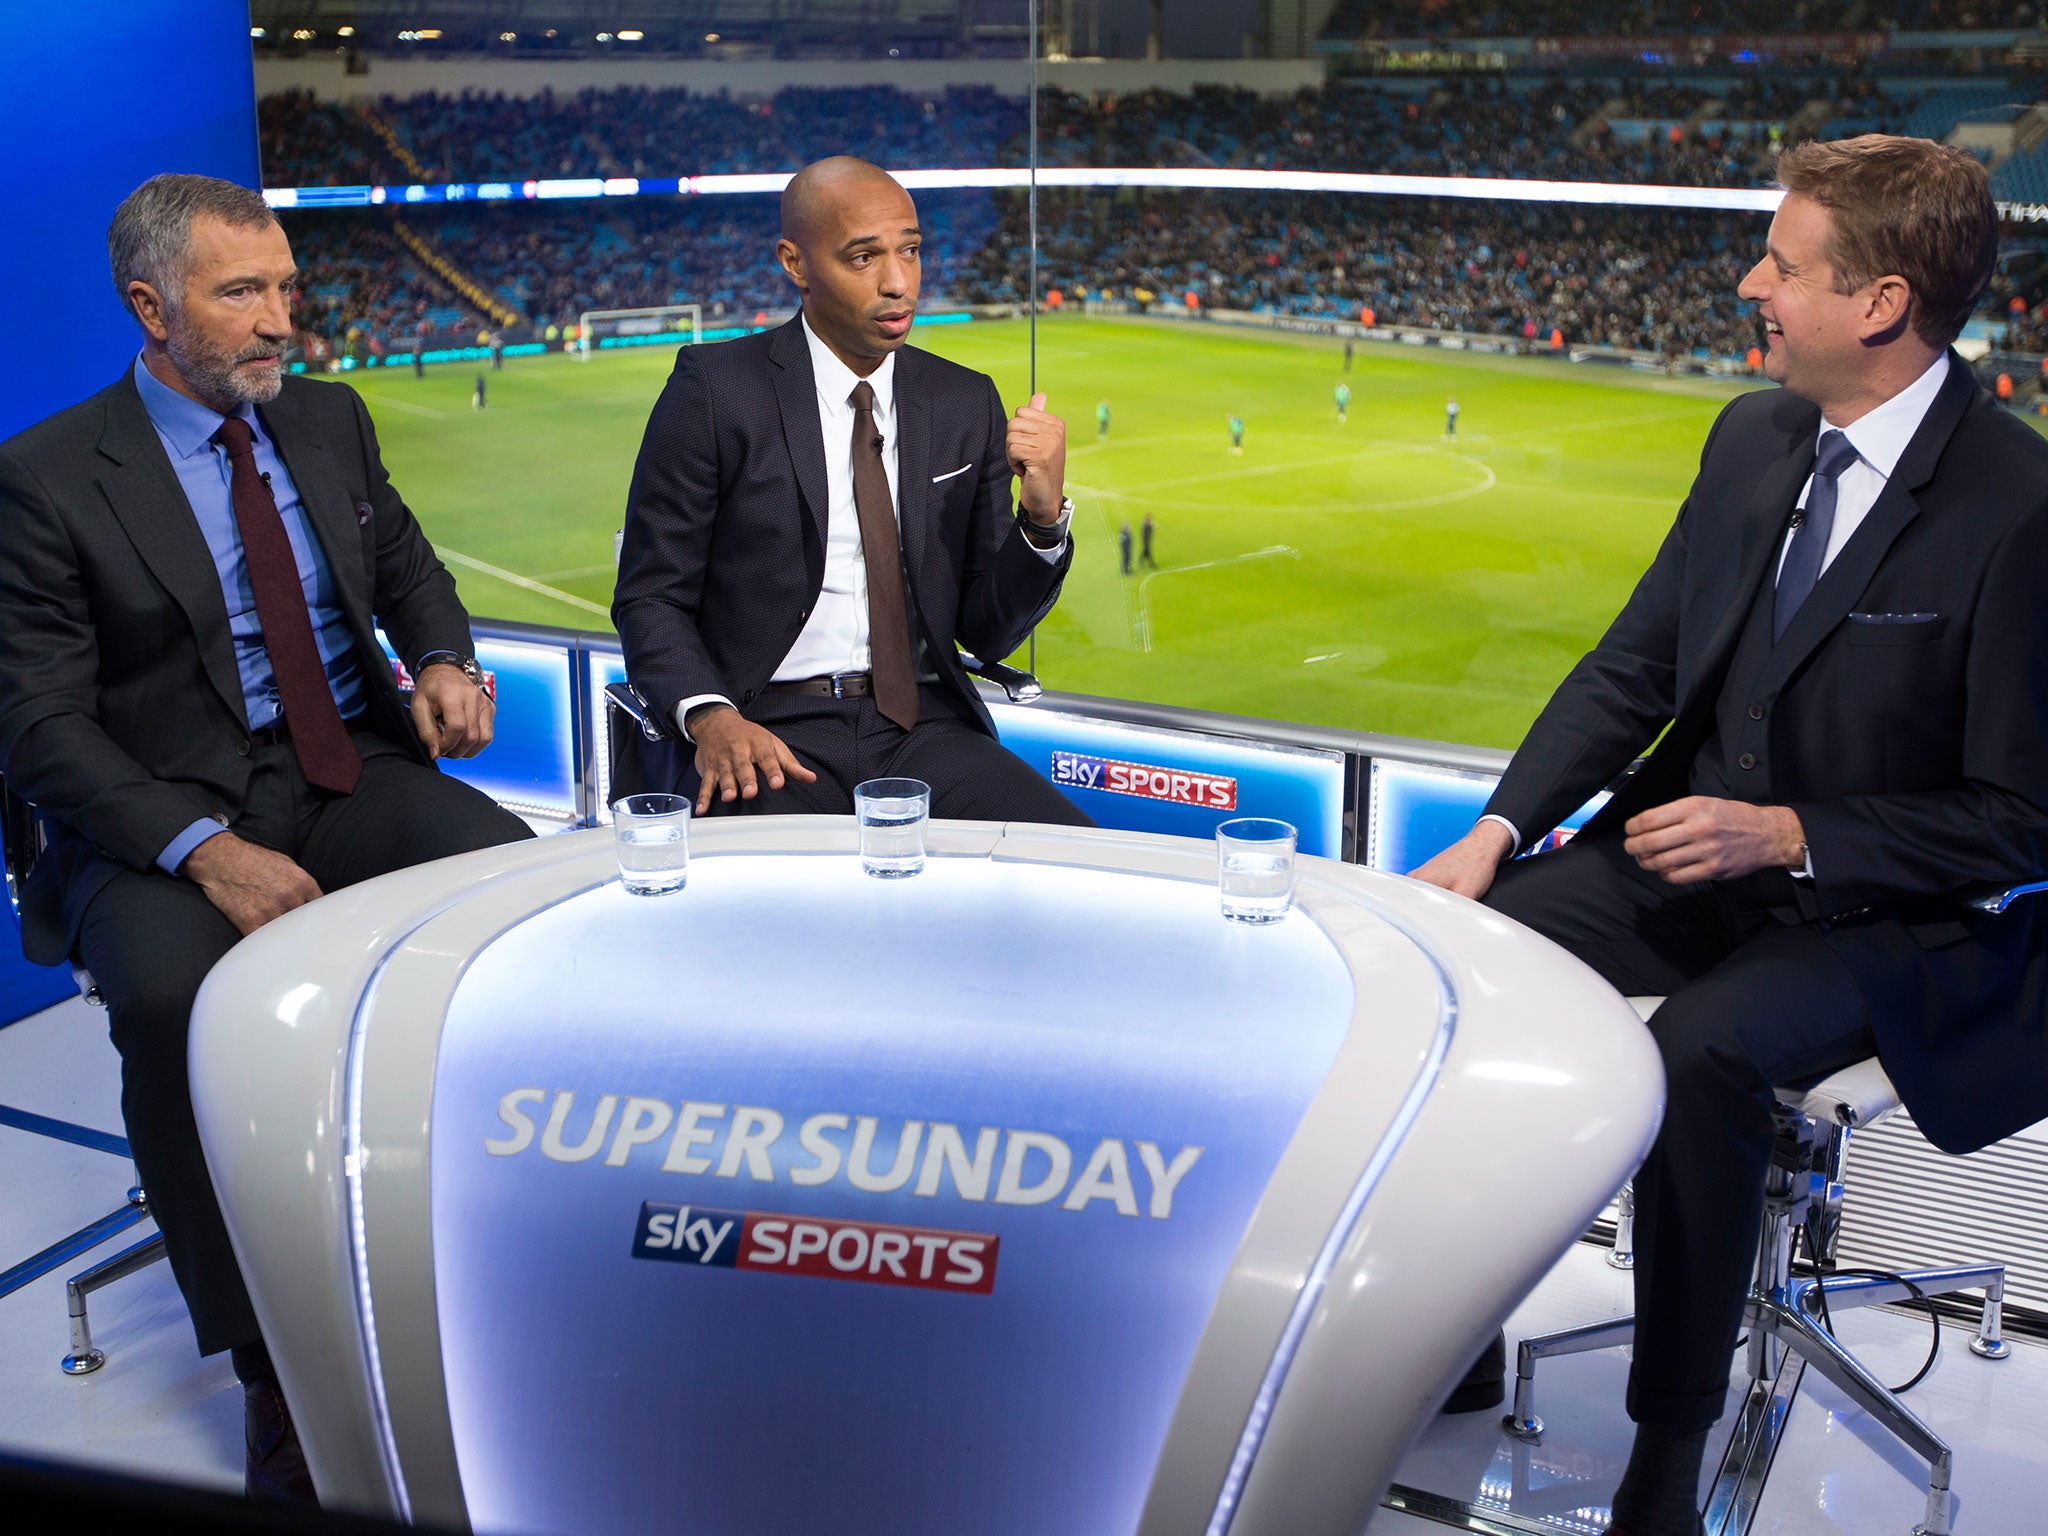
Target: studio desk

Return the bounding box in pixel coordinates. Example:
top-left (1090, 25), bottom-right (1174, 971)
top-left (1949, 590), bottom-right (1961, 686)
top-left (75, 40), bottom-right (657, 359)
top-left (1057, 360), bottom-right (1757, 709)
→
top-left (189, 817), bottom-right (1662, 1536)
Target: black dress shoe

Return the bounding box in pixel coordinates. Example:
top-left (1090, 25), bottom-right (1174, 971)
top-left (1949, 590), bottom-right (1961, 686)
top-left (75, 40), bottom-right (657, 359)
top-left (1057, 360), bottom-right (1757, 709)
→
top-left (1442, 1329), bottom-right (1507, 1414)
top-left (244, 1374), bottom-right (318, 1504)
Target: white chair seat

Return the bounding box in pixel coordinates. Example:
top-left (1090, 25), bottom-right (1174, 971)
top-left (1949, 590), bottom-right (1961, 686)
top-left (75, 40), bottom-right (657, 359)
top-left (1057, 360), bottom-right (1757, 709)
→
top-left (1777, 1056), bottom-right (1901, 1129)
top-left (1623, 996), bottom-right (1902, 1130)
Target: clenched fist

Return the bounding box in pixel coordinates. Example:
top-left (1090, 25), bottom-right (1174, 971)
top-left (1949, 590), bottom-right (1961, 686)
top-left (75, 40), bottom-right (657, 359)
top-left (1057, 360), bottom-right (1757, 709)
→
top-left (1006, 392), bottom-right (1067, 522)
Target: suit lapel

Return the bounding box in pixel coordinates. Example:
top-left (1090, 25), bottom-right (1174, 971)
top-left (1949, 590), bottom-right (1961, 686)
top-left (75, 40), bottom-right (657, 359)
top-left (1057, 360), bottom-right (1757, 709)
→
top-left (769, 319), bottom-right (831, 561)
top-left (892, 347), bottom-right (932, 579)
top-left (1758, 353), bottom-right (1974, 689)
top-left (258, 389), bottom-right (373, 627)
top-left (93, 378), bottom-right (246, 722)
top-left (1675, 402), bottom-right (1817, 718)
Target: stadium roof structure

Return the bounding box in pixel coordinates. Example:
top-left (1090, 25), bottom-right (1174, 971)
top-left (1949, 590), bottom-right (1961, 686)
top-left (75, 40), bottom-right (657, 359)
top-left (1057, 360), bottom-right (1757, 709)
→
top-left (248, 0), bottom-right (1028, 58)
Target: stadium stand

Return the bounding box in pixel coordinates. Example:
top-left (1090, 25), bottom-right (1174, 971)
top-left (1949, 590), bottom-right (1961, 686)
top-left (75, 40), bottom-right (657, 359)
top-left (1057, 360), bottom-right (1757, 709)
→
top-left (260, 84), bottom-right (1029, 186)
top-left (955, 192), bottom-right (1759, 359)
top-left (261, 62), bottom-right (2047, 369)
top-left (1319, 2), bottom-right (2046, 42)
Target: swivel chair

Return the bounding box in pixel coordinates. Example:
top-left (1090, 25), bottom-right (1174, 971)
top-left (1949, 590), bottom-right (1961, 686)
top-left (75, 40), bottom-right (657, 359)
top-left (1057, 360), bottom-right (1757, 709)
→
top-left (1500, 879), bottom-right (2048, 1536)
top-left (1, 774), bottom-right (171, 1375)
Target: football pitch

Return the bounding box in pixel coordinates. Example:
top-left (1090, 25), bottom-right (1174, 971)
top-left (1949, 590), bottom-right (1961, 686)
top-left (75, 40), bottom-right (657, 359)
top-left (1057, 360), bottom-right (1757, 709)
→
top-left (359, 315), bottom-right (1762, 750)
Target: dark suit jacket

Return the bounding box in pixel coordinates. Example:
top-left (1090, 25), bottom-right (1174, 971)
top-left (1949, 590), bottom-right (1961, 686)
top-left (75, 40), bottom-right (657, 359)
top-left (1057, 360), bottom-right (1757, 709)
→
top-left (1486, 355), bottom-right (2048, 1152)
top-left (612, 318), bottom-right (1072, 738)
top-left (0, 371), bottom-right (477, 964)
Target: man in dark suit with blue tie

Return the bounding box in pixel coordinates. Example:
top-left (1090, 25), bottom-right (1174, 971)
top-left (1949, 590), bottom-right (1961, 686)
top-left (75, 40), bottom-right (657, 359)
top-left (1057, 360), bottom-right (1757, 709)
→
top-left (0, 174), bottom-right (530, 1501)
top-left (1415, 137), bottom-right (2048, 1534)
top-left (614, 156), bottom-right (1089, 825)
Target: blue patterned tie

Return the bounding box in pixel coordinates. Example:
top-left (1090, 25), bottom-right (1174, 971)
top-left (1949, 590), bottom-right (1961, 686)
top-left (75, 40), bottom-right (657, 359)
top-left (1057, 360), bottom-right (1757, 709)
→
top-left (1774, 429), bottom-right (1859, 641)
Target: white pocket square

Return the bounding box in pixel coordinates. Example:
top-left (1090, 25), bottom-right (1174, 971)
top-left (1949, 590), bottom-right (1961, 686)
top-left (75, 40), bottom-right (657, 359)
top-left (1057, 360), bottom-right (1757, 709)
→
top-left (931, 462), bottom-right (974, 484)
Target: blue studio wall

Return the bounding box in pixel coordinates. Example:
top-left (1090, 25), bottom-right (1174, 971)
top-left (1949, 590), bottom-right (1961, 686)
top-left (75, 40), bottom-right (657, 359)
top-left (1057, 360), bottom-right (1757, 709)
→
top-left (0, 3), bottom-right (261, 1022)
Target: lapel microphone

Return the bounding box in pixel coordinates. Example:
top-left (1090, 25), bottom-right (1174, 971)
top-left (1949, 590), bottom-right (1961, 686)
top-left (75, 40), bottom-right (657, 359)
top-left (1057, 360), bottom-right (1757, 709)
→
top-left (1788, 509), bottom-right (1804, 529)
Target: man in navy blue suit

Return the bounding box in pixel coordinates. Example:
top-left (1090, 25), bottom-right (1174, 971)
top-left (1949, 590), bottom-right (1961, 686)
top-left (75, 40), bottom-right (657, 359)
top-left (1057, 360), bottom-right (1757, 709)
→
top-left (614, 157), bottom-right (1088, 826)
top-left (1417, 137), bottom-right (2048, 1534)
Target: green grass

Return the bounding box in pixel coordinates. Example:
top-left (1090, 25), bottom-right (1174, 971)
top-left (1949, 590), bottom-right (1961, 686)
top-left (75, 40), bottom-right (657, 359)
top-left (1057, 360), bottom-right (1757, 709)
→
top-left (359, 316), bottom-right (1763, 749)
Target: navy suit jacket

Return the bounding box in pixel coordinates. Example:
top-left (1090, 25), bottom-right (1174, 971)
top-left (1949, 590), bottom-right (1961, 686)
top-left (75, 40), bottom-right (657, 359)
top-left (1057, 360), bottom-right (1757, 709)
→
top-left (612, 318), bottom-right (1071, 739)
top-left (1485, 355), bottom-right (2048, 1152)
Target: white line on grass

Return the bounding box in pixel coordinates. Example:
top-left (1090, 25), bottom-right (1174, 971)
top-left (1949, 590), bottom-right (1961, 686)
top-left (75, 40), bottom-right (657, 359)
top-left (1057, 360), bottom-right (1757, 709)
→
top-left (353, 389), bottom-right (449, 420)
top-left (1132, 545), bottom-right (1300, 652)
top-left (1101, 444), bottom-right (1497, 515)
top-left (438, 548), bottom-right (611, 617)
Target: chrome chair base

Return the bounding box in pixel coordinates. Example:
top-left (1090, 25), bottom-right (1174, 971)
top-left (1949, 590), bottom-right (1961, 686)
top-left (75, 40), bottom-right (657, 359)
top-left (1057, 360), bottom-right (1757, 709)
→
top-left (62, 1226), bottom-right (169, 1377)
top-left (1500, 1104), bottom-right (2010, 1536)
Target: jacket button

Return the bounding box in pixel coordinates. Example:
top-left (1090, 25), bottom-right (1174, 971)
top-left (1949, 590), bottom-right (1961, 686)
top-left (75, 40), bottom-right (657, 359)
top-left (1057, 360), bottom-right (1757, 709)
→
top-left (1738, 751), bottom-right (1758, 770)
top-left (1748, 703), bottom-right (1765, 720)
top-left (237, 739), bottom-right (252, 758)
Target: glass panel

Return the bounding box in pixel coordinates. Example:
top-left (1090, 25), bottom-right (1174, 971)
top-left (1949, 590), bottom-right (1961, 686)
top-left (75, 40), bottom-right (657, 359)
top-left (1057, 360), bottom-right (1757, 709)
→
top-left (259, 11), bottom-right (1033, 631)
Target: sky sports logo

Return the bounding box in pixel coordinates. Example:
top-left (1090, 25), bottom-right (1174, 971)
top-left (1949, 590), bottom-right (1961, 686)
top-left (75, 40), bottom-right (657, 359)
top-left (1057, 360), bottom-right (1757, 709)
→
top-left (632, 1201), bottom-right (998, 1295)
top-left (1046, 751), bottom-right (1236, 811)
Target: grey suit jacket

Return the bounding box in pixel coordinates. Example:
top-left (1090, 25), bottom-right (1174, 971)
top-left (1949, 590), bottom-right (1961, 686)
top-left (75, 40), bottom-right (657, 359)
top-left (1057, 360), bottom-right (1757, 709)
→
top-left (0, 370), bottom-right (475, 963)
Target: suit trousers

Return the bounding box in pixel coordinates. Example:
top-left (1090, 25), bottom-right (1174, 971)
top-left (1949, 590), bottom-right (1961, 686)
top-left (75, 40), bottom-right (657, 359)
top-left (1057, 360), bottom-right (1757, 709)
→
top-left (75, 727), bottom-right (532, 1356)
top-left (679, 683), bottom-right (1094, 827)
top-left (1486, 835), bottom-right (1875, 1430)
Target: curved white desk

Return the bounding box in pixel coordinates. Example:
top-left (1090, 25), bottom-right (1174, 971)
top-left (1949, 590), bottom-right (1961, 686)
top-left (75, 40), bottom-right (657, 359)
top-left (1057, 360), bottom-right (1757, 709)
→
top-left (189, 818), bottom-right (1662, 1535)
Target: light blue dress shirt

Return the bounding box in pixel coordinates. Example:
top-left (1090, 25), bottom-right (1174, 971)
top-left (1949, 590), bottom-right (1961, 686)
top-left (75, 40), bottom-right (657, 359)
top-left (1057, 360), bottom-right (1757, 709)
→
top-left (132, 357), bottom-right (368, 873)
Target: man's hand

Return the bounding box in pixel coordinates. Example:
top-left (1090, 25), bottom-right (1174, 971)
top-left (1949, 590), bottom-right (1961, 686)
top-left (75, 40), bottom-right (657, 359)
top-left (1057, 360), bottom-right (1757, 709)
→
top-left (1409, 819), bottom-right (1517, 901)
top-left (412, 661), bottom-right (495, 760)
top-left (1623, 797), bottom-right (1805, 884)
top-left (1007, 392), bottom-right (1068, 522)
top-left (689, 705), bottom-right (819, 815)
top-left (181, 831), bottom-right (324, 937)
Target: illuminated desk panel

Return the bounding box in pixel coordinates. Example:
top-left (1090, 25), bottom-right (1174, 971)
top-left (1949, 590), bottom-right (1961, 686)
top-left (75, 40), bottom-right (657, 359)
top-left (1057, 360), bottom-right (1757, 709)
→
top-left (189, 820), bottom-right (1660, 1535)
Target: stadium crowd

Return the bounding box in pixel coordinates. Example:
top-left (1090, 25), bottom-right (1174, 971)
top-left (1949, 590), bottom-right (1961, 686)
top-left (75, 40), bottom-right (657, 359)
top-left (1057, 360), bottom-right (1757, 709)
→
top-left (1029, 76), bottom-right (1841, 186)
top-left (955, 192), bottom-right (1759, 358)
top-left (260, 84), bottom-right (1028, 186)
top-left (262, 76), bottom-right (1905, 192)
top-left (1319, 0), bottom-right (2042, 40)
top-left (260, 70), bottom-right (2029, 368)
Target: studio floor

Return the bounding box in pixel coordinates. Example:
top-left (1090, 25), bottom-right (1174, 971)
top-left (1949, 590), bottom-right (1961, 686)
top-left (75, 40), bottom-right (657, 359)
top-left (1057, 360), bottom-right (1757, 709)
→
top-left (3, 992), bottom-right (2042, 1533)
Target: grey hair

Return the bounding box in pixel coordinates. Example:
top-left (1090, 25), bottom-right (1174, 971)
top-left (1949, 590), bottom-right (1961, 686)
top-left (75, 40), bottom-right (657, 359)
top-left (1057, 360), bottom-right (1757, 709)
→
top-left (108, 174), bottom-right (276, 321)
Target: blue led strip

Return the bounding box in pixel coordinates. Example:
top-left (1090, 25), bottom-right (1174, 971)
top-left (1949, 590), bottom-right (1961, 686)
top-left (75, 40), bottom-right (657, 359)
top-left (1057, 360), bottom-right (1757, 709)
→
top-left (265, 167), bottom-right (1784, 214)
top-left (342, 965), bottom-right (414, 1523)
top-left (1202, 894), bottom-right (1463, 1536)
top-left (0, 1103), bottom-right (131, 1158)
top-left (0, 1203), bottom-right (151, 1301)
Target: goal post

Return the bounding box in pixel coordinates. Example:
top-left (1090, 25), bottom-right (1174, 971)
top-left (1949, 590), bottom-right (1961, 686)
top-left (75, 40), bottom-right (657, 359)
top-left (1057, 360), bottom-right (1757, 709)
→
top-left (575, 303), bottom-right (703, 359)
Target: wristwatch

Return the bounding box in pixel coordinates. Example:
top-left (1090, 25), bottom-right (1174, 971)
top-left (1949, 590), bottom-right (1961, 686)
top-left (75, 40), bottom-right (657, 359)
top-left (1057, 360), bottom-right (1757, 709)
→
top-left (420, 651), bottom-right (488, 690)
top-left (1022, 496), bottom-right (1074, 549)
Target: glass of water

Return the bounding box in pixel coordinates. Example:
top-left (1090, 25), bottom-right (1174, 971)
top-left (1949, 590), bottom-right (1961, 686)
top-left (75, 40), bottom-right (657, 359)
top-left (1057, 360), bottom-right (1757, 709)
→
top-left (1217, 818), bottom-right (1297, 923)
top-left (612, 793), bottom-right (690, 895)
top-left (854, 778), bottom-right (931, 879)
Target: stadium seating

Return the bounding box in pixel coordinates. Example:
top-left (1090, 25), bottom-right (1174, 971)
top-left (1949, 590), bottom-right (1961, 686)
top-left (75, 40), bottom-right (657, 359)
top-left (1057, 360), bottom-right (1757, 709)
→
top-left (262, 65), bottom-right (2047, 368)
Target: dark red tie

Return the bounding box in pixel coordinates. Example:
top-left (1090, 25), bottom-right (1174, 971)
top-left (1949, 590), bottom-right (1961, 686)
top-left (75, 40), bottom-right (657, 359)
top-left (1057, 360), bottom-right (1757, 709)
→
top-left (213, 418), bottom-right (362, 793)
top-left (848, 381), bottom-right (919, 731)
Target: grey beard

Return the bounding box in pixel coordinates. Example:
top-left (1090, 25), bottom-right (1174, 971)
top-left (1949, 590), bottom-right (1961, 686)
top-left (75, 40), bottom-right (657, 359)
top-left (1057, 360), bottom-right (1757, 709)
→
top-left (165, 329), bottom-right (284, 414)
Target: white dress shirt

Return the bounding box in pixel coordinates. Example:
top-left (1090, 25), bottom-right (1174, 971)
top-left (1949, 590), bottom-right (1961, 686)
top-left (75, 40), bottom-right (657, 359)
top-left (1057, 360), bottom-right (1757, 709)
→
top-left (676, 314), bottom-right (1065, 737)
top-left (1479, 351), bottom-right (1951, 868)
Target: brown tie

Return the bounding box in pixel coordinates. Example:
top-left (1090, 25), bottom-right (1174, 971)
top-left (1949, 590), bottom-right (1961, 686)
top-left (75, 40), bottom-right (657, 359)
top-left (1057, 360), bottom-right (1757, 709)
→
top-left (848, 381), bottom-right (919, 731)
top-left (212, 418), bottom-right (362, 793)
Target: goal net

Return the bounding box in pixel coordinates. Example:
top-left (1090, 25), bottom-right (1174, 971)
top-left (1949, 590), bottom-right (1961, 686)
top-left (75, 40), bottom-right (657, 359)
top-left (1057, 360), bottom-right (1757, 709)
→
top-left (575, 303), bottom-right (703, 359)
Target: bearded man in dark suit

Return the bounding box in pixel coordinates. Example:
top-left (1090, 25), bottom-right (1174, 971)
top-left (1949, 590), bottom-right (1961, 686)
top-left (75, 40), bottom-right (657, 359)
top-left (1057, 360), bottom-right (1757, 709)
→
top-left (1415, 136), bottom-right (2048, 1535)
top-left (613, 156), bottom-right (1089, 826)
top-left (0, 174), bottom-right (531, 1501)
